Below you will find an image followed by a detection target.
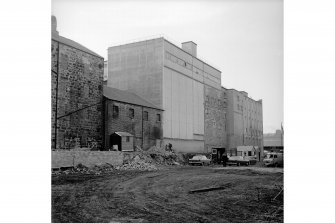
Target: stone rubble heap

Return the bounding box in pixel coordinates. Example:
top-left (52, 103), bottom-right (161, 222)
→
top-left (52, 145), bottom-right (186, 175)
top-left (52, 163), bottom-right (115, 175)
top-left (144, 146), bottom-right (184, 165)
top-left (115, 155), bottom-right (158, 171)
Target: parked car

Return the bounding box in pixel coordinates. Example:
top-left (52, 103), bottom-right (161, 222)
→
top-left (189, 155), bottom-right (211, 166)
top-left (245, 156), bottom-right (258, 165)
top-left (227, 156), bottom-right (250, 166)
top-left (263, 153), bottom-right (283, 167)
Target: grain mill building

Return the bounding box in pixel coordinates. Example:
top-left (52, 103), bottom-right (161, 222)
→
top-left (106, 37), bottom-right (226, 153)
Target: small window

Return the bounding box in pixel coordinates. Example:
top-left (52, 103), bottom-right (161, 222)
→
top-left (274, 155), bottom-right (278, 158)
top-left (143, 111), bottom-right (148, 121)
top-left (126, 136), bottom-right (130, 142)
top-left (113, 105), bottom-right (119, 118)
top-left (157, 114), bottom-right (161, 122)
top-left (129, 108), bottom-right (134, 119)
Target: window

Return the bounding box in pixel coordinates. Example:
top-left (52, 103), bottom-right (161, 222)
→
top-left (113, 105), bottom-right (119, 118)
top-left (157, 114), bottom-right (161, 122)
top-left (129, 108), bottom-right (134, 119)
top-left (126, 136), bottom-right (130, 142)
top-left (143, 111), bottom-right (148, 121)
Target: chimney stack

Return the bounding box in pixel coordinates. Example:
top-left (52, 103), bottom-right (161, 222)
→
top-left (182, 41), bottom-right (197, 57)
top-left (52, 15), bottom-right (59, 36)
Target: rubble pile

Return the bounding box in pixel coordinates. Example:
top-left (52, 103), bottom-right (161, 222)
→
top-left (115, 155), bottom-right (158, 171)
top-left (52, 145), bottom-right (187, 175)
top-left (52, 163), bottom-right (115, 175)
top-left (144, 146), bottom-right (184, 165)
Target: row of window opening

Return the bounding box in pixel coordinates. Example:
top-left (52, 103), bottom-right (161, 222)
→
top-left (113, 105), bottom-right (161, 121)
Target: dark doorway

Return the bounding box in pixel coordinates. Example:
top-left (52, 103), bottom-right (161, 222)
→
top-left (110, 133), bottom-right (121, 151)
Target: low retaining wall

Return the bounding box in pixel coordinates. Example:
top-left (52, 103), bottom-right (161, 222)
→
top-left (52, 150), bottom-right (124, 168)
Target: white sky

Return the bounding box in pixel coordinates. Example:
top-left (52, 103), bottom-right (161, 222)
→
top-left (52, 0), bottom-right (283, 134)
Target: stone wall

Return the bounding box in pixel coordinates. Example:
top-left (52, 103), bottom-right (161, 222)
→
top-left (105, 99), bottom-right (163, 150)
top-left (204, 85), bottom-right (227, 153)
top-left (52, 150), bottom-right (124, 168)
top-left (52, 41), bottom-right (59, 147)
top-left (51, 40), bottom-right (104, 150)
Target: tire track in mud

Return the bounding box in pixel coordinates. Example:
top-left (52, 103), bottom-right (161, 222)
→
top-left (110, 168), bottom-right (243, 222)
top-left (53, 167), bottom-right (283, 223)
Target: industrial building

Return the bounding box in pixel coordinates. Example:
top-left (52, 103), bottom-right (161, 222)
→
top-left (51, 16), bottom-right (104, 150)
top-left (225, 88), bottom-right (264, 158)
top-left (107, 37), bottom-right (225, 153)
top-left (51, 15), bottom-right (263, 155)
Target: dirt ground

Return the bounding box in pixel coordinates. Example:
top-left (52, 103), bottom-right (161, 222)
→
top-left (52, 166), bottom-right (283, 223)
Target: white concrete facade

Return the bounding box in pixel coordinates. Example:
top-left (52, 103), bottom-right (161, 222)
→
top-left (107, 37), bottom-right (222, 153)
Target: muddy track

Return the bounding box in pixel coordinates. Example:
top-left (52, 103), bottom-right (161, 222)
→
top-left (52, 166), bottom-right (283, 223)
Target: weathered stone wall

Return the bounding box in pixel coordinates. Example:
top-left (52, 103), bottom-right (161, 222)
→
top-left (105, 99), bottom-right (162, 150)
top-left (52, 40), bottom-right (59, 146)
top-left (52, 150), bottom-right (124, 168)
top-left (51, 40), bottom-right (104, 149)
top-left (204, 85), bottom-right (227, 152)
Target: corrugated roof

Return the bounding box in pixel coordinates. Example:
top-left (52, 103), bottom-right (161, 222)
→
top-left (52, 33), bottom-right (103, 58)
top-left (103, 86), bottom-right (163, 110)
top-left (115, 132), bottom-right (133, 137)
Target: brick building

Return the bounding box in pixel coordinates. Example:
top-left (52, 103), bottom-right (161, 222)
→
top-left (52, 16), bottom-right (104, 150)
top-left (103, 86), bottom-right (163, 151)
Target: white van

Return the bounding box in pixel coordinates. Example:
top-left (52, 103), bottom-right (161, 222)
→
top-left (263, 152), bottom-right (283, 167)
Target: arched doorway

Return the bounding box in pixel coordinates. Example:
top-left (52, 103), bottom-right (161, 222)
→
top-left (110, 133), bottom-right (121, 151)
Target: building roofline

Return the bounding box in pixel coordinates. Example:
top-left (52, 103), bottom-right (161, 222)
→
top-left (107, 37), bottom-right (164, 50)
top-left (107, 36), bottom-right (222, 73)
top-left (105, 97), bottom-right (164, 111)
top-left (52, 35), bottom-right (104, 59)
top-left (225, 87), bottom-right (262, 103)
top-left (163, 38), bottom-right (221, 73)
top-left (103, 86), bottom-right (164, 110)
top-left (181, 41), bottom-right (197, 45)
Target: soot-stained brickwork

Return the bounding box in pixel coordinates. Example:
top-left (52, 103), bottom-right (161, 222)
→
top-left (104, 99), bottom-right (163, 150)
top-left (51, 38), bottom-right (104, 150)
top-left (204, 85), bottom-right (227, 152)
